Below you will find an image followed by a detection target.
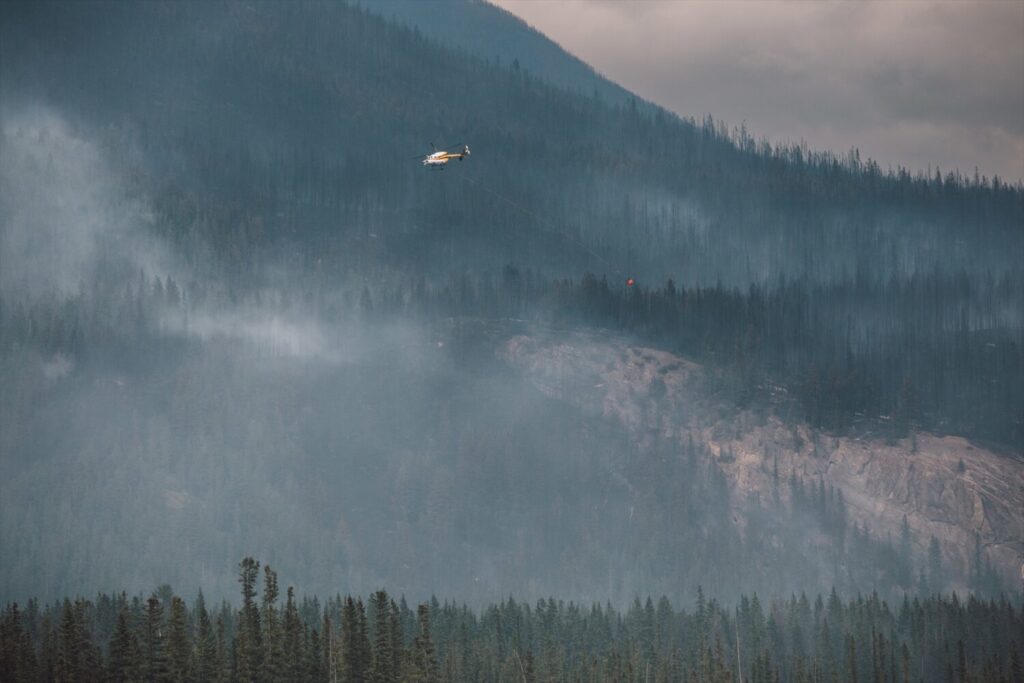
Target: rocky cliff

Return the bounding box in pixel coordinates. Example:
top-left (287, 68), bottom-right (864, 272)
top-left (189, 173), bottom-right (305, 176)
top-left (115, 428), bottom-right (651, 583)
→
top-left (498, 329), bottom-right (1024, 591)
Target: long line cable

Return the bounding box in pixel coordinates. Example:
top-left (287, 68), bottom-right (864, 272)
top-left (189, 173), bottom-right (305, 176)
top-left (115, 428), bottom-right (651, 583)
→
top-left (448, 166), bottom-right (627, 281)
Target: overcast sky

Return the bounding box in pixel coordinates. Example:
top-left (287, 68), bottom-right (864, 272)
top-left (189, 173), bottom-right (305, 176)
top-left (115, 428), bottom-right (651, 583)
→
top-left (490, 0), bottom-right (1024, 184)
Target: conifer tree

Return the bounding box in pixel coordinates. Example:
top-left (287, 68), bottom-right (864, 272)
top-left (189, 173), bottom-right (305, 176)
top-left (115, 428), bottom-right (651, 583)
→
top-left (38, 615), bottom-right (57, 683)
top-left (408, 604), bottom-right (439, 683)
top-left (1, 602), bottom-right (39, 683)
top-left (262, 565), bottom-right (282, 682)
top-left (927, 537), bottom-right (944, 593)
top-left (282, 587), bottom-right (304, 683)
top-left (166, 596), bottom-right (190, 683)
top-left (340, 596), bottom-right (371, 682)
top-left (236, 557), bottom-right (262, 683)
top-left (141, 596), bottom-right (167, 683)
top-left (0, 604), bottom-right (17, 679)
top-left (898, 516), bottom-right (914, 587)
top-left (5, 558), bottom-right (1024, 683)
top-left (0, 607), bottom-right (12, 677)
top-left (307, 625), bottom-right (326, 683)
top-left (108, 607), bottom-right (138, 683)
top-left (2, 602), bottom-right (39, 683)
top-left (55, 600), bottom-right (80, 682)
top-left (215, 611), bottom-right (232, 683)
top-left (323, 611), bottom-right (337, 683)
top-left (191, 593), bottom-right (217, 683)
top-left (356, 600), bottom-right (372, 682)
top-left (369, 591), bottom-right (394, 683)
top-left (844, 634), bottom-right (857, 683)
top-left (523, 648), bottom-right (535, 683)
top-left (390, 600), bottom-right (404, 679)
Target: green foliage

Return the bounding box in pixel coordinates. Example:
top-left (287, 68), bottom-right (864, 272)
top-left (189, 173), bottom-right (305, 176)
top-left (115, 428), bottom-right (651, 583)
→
top-left (237, 559), bottom-right (263, 683)
top-left (406, 604), bottom-right (439, 683)
top-left (1, 0), bottom-right (1021, 628)
top-left (142, 596), bottom-right (167, 683)
top-left (166, 596), bottom-right (190, 683)
top-left (3, 569), bottom-right (1021, 683)
top-left (369, 591), bottom-right (396, 683)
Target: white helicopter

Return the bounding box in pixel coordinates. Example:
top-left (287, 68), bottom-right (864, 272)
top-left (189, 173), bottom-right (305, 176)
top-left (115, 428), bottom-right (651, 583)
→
top-left (419, 143), bottom-right (471, 169)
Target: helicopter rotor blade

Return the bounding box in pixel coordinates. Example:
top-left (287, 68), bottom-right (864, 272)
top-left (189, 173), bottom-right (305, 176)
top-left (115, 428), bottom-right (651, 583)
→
top-left (410, 142), bottom-right (463, 159)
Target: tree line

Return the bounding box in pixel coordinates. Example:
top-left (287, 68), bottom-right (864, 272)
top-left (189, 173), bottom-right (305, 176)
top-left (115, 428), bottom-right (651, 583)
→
top-left (5, 260), bottom-right (1018, 450)
top-left (1, 558), bottom-right (1020, 682)
top-left (3, 0), bottom-right (1022, 448)
top-left (5, 0), bottom-right (1022, 291)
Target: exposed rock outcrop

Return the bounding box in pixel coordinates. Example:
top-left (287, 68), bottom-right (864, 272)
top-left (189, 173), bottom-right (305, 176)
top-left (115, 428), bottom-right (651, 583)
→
top-left (499, 330), bottom-right (1024, 591)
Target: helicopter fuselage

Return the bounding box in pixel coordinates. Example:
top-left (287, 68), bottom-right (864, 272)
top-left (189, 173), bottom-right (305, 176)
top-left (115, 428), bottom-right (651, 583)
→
top-left (421, 145), bottom-right (470, 168)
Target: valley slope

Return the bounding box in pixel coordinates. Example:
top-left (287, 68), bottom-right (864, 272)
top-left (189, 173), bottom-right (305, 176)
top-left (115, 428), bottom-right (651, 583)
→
top-left (0, 0), bottom-right (1021, 603)
top-left (499, 328), bottom-right (1024, 591)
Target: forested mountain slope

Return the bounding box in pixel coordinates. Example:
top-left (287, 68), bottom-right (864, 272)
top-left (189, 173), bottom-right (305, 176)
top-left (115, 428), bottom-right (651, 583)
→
top-left (2, 0), bottom-right (1021, 446)
top-left (499, 329), bottom-right (1023, 597)
top-left (366, 0), bottom-right (637, 108)
top-left (2, 0), bottom-right (1020, 285)
top-left (0, 0), bottom-right (1021, 604)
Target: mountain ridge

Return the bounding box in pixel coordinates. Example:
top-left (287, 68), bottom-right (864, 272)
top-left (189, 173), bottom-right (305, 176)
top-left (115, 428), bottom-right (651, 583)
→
top-left (366, 0), bottom-right (640, 109)
top-left (0, 0), bottom-right (1021, 603)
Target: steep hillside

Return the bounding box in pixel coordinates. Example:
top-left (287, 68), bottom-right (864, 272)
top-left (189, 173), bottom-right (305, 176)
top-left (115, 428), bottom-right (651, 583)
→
top-left (499, 330), bottom-right (1024, 591)
top-left (367, 0), bottom-right (637, 107)
top-left (0, 0), bottom-right (1021, 603)
top-left (2, 0), bottom-right (1020, 447)
top-left (2, 0), bottom-right (1020, 286)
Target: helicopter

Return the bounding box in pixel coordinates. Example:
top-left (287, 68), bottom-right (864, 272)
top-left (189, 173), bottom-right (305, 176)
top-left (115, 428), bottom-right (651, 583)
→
top-left (419, 143), bottom-right (470, 169)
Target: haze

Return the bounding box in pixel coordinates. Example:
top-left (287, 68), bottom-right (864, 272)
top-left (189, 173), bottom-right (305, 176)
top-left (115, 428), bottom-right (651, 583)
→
top-left (0, 0), bottom-right (1021, 601)
top-left (491, 0), bottom-right (1024, 184)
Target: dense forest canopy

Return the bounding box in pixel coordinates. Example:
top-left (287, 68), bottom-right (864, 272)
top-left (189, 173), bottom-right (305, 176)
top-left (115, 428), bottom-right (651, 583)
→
top-left (1, 559), bottom-right (1021, 683)
top-left (1, 0), bottom-right (1020, 447)
top-left (2, 1), bottom-right (1021, 285)
top-left (366, 0), bottom-right (639, 109)
top-left (0, 0), bottom-right (1021, 619)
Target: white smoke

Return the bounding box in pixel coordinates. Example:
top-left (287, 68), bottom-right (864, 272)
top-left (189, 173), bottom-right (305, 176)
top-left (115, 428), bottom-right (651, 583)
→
top-left (0, 106), bottom-right (404, 366)
top-left (0, 106), bottom-right (176, 297)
